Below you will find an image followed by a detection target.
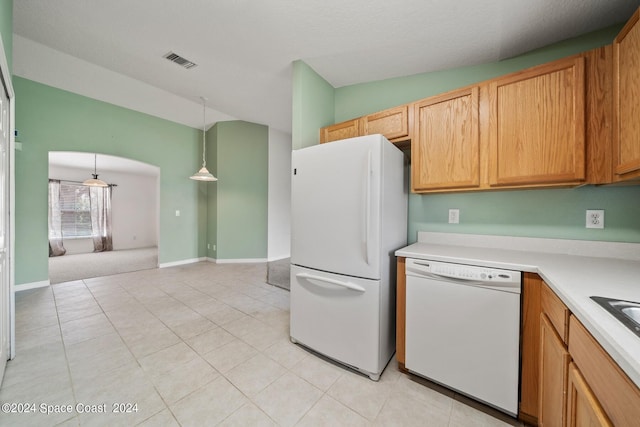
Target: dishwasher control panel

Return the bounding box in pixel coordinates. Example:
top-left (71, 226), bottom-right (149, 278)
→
top-left (406, 258), bottom-right (519, 284)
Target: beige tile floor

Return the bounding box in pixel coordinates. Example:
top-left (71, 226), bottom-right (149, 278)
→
top-left (0, 262), bottom-right (524, 426)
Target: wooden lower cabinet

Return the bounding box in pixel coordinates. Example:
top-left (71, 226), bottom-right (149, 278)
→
top-left (520, 273), bottom-right (542, 423)
top-left (539, 314), bottom-right (571, 426)
top-left (524, 278), bottom-right (640, 426)
top-left (566, 363), bottom-right (612, 427)
top-left (569, 315), bottom-right (640, 426)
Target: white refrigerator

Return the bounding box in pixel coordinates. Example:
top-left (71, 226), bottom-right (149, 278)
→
top-left (290, 134), bottom-right (407, 380)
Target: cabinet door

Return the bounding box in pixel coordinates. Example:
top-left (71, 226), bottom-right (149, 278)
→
top-left (566, 363), bottom-right (613, 427)
top-left (613, 8), bottom-right (640, 179)
top-left (362, 105), bottom-right (410, 142)
top-left (539, 314), bottom-right (571, 427)
top-left (489, 57), bottom-right (585, 187)
top-left (412, 87), bottom-right (480, 191)
top-left (541, 281), bottom-right (569, 344)
top-left (320, 119), bottom-right (360, 143)
top-left (569, 315), bottom-right (640, 426)
top-left (520, 273), bottom-right (542, 424)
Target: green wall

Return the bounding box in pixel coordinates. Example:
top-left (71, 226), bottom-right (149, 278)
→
top-left (0, 0), bottom-right (11, 71)
top-left (205, 124), bottom-right (218, 259)
top-left (292, 60), bottom-right (335, 150)
top-left (408, 186), bottom-right (640, 243)
top-left (14, 77), bottom-right (205, 285)
top-left (208, 121), bottom-right (268, 260)
top-left (334, 25), bottom-right (623, 121)
top-left (293, 23), bottom-right (640, 244)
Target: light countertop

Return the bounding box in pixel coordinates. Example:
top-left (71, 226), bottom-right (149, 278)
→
top-left (395, 232), bottom-right (640, 388)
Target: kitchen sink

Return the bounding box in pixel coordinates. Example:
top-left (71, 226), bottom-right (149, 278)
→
top-left (591, 296), bottom-right (640, 338)
top-left (622, 306), bottom-right (640, 324)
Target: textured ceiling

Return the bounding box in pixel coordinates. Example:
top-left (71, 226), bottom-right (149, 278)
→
top-left (12, 0), bottom-right (640, 134)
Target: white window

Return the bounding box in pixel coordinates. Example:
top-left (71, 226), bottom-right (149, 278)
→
top-left (58, 183), bottom-right (92, 238)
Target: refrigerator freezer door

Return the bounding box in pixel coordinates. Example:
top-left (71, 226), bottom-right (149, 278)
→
top-left (291, 135), bottom-right (382, 280)
top-left (290, 265), bottom-right (384, 378)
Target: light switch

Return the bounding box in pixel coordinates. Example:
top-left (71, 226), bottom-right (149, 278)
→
top-left (175, 210), bottom-right (180, 217)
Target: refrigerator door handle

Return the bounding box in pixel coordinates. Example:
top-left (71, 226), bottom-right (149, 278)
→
top-left (296, 272), bottom-right (366, 292)
top-left (364, 150), bottom-right (372, 265)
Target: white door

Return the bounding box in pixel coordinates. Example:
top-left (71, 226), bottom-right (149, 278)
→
top-left (291, 135), bottom-right (382, 280)
top-left (0, 74), bottom-right (10, 383)
top-left (0, 33), bottom-right (14, 382)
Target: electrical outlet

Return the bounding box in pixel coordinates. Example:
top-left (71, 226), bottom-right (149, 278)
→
top-left (586, 209), bottom-right (604, 229)
top-left (448, 209), bottom-right (460, 224)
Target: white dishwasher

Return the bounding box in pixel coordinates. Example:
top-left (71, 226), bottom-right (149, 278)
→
top-left (405, 258), bottom-right (521, 417)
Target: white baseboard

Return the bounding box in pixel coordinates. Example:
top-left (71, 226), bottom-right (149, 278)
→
top-left (216, 258), bottom-right (268, 264)
top-left (206, 257), bottom-right (216, 263)
top-left (267, 255), bottom-right (290, 262)
top-left (14, 280), bottom-right (50, 292)
top-left (159, 257), bottom-right (206, 268)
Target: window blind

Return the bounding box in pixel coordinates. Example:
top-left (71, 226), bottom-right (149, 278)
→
top-left (58, 183), bottom-right (92, 238)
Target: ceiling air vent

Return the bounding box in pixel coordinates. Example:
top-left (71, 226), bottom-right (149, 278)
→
top-left (163, 52), bottom-right (197, 69)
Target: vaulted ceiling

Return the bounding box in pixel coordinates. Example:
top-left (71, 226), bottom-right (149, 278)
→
top-left (12, 0), bottom-right (639, 134)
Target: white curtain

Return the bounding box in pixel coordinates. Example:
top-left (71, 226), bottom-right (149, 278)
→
top-left (48, 180), bottom-right (66, 257)
top-left (89, 186), bottom-right (113, 252)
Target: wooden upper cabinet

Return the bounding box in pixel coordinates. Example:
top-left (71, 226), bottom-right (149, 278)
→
top-left (488, 57), bottom-right (586, 187)
top-left (320, 118), bottom-right (360, 144)
top-left (362, 105), bottom-right (411, 142)
top-left (412, 87), bottom-right (480, 192)
top-left (320, 105), bottom-right (411, 146)
top-left (613, 7), bottom-right (640, 180)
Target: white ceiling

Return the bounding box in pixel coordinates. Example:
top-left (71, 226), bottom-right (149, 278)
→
top-left (49, 152), bottom-right (159, 177)
top-left (12, 0), bottom-right (640, 135)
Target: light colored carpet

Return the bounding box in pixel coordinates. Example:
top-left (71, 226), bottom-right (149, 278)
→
top-left (267, 257), bottom-right (290, 290)
top-left (48, 247), bottom-right (158, 284)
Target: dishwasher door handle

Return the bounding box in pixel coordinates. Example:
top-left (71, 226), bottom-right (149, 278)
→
top-left (407, 270), bottom-right (484, 286)
top-left (406, 270), bottom-right (521, 293)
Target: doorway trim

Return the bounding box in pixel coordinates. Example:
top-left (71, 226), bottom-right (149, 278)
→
top-left (0, 31), bottom-right (16, 368)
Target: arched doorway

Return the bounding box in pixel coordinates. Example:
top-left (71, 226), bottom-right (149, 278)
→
top-left (47, 152), bottom-right (160, 283)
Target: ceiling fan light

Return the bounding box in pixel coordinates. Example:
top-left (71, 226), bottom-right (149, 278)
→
top-left (83, 176), bottom-right (109, 187)
top-left (84, 154), bottom-right (109, 187)
top-left (191, 96), bottom-right (217, 182)
top-left (190, 166), bottom-right (217, 181)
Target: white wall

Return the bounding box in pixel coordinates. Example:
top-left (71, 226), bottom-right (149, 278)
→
top-left (267, 129), bottom-right (292, 261)
top-left (49, 160), bottom-right (159, 255)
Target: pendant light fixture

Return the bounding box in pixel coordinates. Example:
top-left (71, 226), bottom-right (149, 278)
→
top-left (190, 96), bottom-right (217, 182)
top-left (83, 153), bottom-right (108, 187)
